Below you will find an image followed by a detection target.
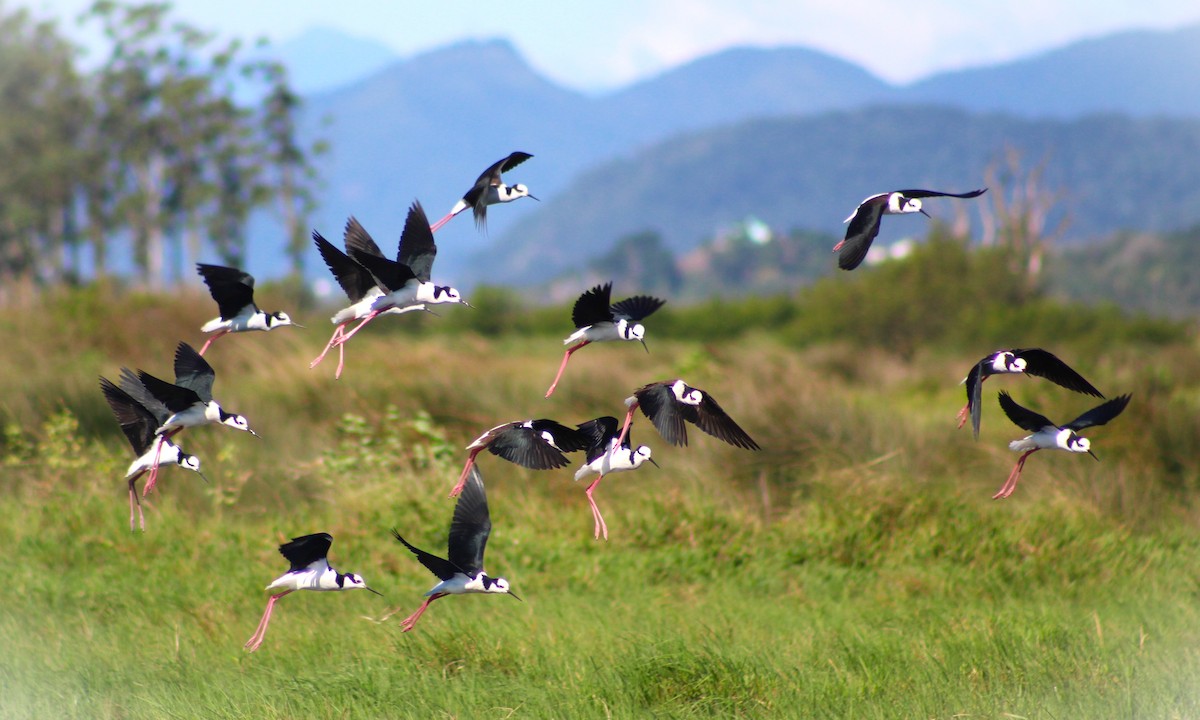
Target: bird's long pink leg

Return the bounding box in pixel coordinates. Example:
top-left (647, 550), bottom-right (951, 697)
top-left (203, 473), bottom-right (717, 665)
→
top-left (244, 590), bottom-right (293, 652)
top-left (585, 474), bottom-right (608, 540)
top-left (310, 323), bottom-right (346, 369)
top-left (545, 342), bottom-right (590, 398)
top-left (615, 403), bottom-right (639, 449)
top-left (400, 593), bottom-right (445, 633)
top-left (198, 330), bottom-right (227, 356)
top-left (334, 338), bottom-right (348, 380)
top-left (993, 449), bottom-right (1037, 499)
top-left (142, 429), bottom-right (183, 497)
top-left (429, 213), bottom-right (455, 233)
top-left (334, 310), bottom-right (382, 346)
top-left (449, 451), bottom-right (483, 497)
top-left (128, 474), bottom-right (145, 532)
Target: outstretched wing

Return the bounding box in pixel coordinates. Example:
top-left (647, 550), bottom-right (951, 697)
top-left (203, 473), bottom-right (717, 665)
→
top-left (837, 197), bottom-right (887, 271)
top-left (396, 201), bottom-right (437, 283)
top-left (448, 465), bottom-right (492, 576)
top-left (135, 369), bottom-right (201, 413)
top-left (314, 230), bottom-right (377, 303)
top-left (196, 263), bottom-right (257, 319)
top-left (1065, 394), bottom-right (1131, 431)
top-left (693, 392), bottom-right (760, 450)
top-left (348, 246), bottom-right (419, 293)
top-left (392, 529), bottom-right (461, 582)
top-left (636, 383), bottom-right (689, 447)
top-left (611, 294), bottom-right (665, 322)
top-left (487, 426), bottom-right (572, 470)
top-left (1016, 348), bottom-right (1104, 399)
top-left (571, 283), bottom-right (615, 328)
top-left (577, 416), bottom-right (621, 463)
top-left (997, 391), bottom-right (1056, 433)
top-left (117, 367), bottom-right (173, 423)
top-left (530, 419), bottom-right (588, 453)
top-left (100, 376), bottom-right (157, 453)
top-left (897, 188), bottom-right (988, 200)
top-left (173, 342), bottom-right (216, 402)
top-left (278, 532), bottom-right (333, 572)
top-left (964, 361), bottom-right (986, 439)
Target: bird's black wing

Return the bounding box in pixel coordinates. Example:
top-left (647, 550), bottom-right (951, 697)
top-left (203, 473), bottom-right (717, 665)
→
top-left (838, 197), bottom-right (887, 271)
top-left (636, 382), bottom-right (690, 447)
top-left (448, 465), bottom-right (492, 576)
top-left (571, 283), bottom-right (615, 328)
top-left (118, 367), bottom-right (173, 423)
top-left (610, 294), bottom-right (666, 322)
top-left (278, 532), bottom-right (333, 572)
top-left (694, 392), bottom-right (760, 450)
top-left (487, 427), bottom-right (571, 470)
top-left (997, 391), bottom-right (1056, 433)
top-left (1065, 394), bottom-right (1131, 431)
top-left (497, 151), bottom-right (533, 175)
top-left (135, 369), bottom-right (202, 413)
top-left (348, 246), bottom-right (418, 292)
top-left (173, 342), bottom-right (216, 402)
top-left (531, 419), bottom-right (589, 453)
top-left (100, 376), bottom-right (157, 454)
top-left (314, 230), bottom-right (376, 303)
top-left (391, 529), bottom-right (461, 581)
top-left (964, 360), bottom-right (986, 439)
top-left (196, 263), bottom-right (256, 319)
top-left (1016, 348), bottom-right (1104, 399)
top-left (897, 188), bottom-right (988, 200)
top-left (577, 416), bottom-right (621, 464)
top-left (396, 200), bottom-right (437, 283)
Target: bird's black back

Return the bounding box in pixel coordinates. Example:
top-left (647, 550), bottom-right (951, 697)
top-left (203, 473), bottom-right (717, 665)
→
top-left (349, 245), bottom-right (418, 293)
top-left (486, 424), bottom-right (572, 470)
top-left (196, 263), bottom-right (257, 319)
top-left (134, 368), bottom-right (202, 413)
top-left (448, 465), bottom-right (492, 576)
top-left (278, 532), bottom-right (333, 572)
top-left (117, 367), bottom-right (173, 423)
top-left (636, 383), bottom-right (690, 447)
top-left (571, 283), bottom-right (615, 328)
top-left (173, 342), bottom-right (216, 402)
top-left (532, 419), bottom-right (589, 453)
top-left (100, 376), bottom-right (157, 454)
top-left (578, 416), bottom-right (622, 464)
top-left (314, 229), bottom-right (377, 303)
top-left (396, 201), bottom-right (437, 283)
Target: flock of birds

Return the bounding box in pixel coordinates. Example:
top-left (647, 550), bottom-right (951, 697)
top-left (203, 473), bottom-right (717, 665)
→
top-left (96, 152), bottom-right (1130, 652)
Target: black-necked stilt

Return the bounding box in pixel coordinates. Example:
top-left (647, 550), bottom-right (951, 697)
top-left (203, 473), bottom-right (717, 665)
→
top-left (544, 282), bottom-right (666, 398)
top-left (121, 342), bottom-right (257, 494)
top-left (244, 532), bottom-right (383, 652)
top-left (993, 390), bottom-right (1131, 499)
top-left (616, 379), bottom-right (761, 451)
top-left (388, 466), bottom-right (518, 632)
top-left (833, 188), bottom-right (987, 270)
top-left (429, 152), bottom-right (536, 233)
top-left (574, 416), bottom-right (657, 540)
top-left (100, 376), bottom-right (206, 531)
top-left (310, 226), bottom-right (428, 379)
top-left (958, 348), bottom-right (1103, 439)
top-left (195, 263), bottom-right (301, 355)
top-left (341, 202), bottom-right (470, 347)
top-left (450, 418), bottom-right (589, 497)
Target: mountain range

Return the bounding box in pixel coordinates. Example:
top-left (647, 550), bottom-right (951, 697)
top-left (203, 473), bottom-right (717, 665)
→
top-left (258, 22), bottom-right (1200, 288)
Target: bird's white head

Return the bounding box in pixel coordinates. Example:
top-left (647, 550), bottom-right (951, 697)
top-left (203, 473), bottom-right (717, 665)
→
top-left (422, 284), bottom-right (470, 307)
top-left (269, 311), bottom-right (297, 328)
top-left (670, 380), bottom-right (702, 406)
top-left (1006, 354), bottom-right (1027, 373)
top-left (633, 445), bottom-right (656, 468)
top-left (510, 183), bottom-right (537, 202)
top-left (1059, 429), bottom-right (1095, 457)
top-left (619, 320), bottom-right (646, 342)
top-left (339, 572), bottom-right (385, 596)
top-left (179, 453), bottom-right (202, 473)
top-left (898, 196), bottom-right (927, 216)
top-left (220, 411), bottom-right (257, 436)
top-left (484, 575), bottom-right (520, 600)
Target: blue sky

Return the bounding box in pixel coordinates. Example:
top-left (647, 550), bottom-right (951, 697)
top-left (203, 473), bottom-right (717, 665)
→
top-left (23, 0), bottom-right (1200, 88)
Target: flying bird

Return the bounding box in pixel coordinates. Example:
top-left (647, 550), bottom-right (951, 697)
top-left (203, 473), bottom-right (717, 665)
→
top-left (616, 379), bottom-right (760, 452)
top-left (833, 188), bottom-right (987, 270)
top-left (119, 342), bottom-right (256, 494)
top-left (429, 152), bottom-right (536, 233)
top-left (958, 348), bottom-right (1103, 438)
top-left (388, 466), bottom-right (519, 633)
top-left (244, 533), bottom-right (382, 652)
top-left (340, 202), bottom-right (470, 349)
top-left (544, 282), bottom-right (665, 398)
top-left (309, 225), bottom-right (428, 379)
top-left (992, 391), bottom-right (1131, 500)
top-left (574, 416), bottom-right (657, 540)
top-left (100, 376), bottom-right (206, 531)
top-left (195, 263), bottom-right (300, 355)
top-left (450, 418), bottom-right (588, 497)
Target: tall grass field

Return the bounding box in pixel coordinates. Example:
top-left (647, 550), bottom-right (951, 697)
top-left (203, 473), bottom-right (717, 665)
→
top-left (3, 283), bottom-right (1200, 718)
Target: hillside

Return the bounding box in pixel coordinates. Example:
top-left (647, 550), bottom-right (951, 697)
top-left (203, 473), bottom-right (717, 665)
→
top-left (475, 107), bottom-right (1200, 285)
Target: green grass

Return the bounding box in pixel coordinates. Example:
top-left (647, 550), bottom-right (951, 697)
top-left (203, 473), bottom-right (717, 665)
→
top-left (2, 286), bottom-right (1200, 718)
